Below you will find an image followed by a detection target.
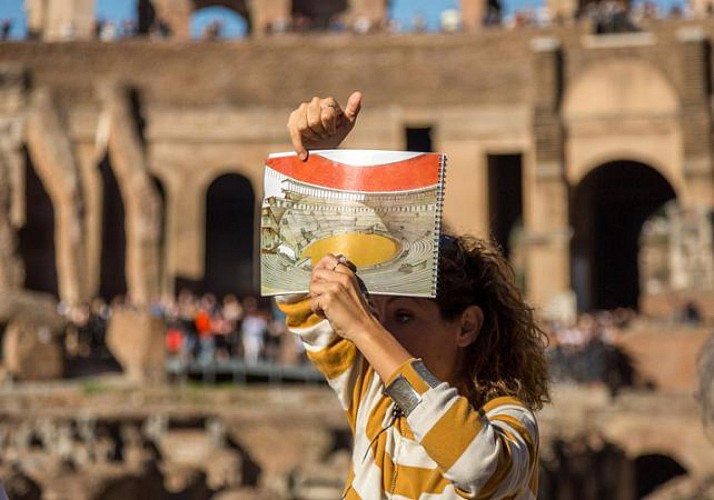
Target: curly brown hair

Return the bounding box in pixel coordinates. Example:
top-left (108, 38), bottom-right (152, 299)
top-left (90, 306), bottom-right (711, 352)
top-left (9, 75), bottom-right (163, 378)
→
top-left (436, 234), bottom-right (551, 411)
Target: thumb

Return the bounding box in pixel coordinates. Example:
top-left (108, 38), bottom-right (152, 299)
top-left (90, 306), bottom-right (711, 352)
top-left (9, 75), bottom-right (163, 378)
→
top-left (343, 91), bottom-right (362, 123)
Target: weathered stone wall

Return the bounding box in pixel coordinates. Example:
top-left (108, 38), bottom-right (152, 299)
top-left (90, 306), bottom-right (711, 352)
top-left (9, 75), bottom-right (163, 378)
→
top-left (0, 383), bottom-right (710, 499)
top-left (2, 20), bottom-right (714, 307)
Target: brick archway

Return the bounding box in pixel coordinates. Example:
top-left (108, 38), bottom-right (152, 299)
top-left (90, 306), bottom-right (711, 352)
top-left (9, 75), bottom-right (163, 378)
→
top-left (570, 160), bottom-right (677, 311)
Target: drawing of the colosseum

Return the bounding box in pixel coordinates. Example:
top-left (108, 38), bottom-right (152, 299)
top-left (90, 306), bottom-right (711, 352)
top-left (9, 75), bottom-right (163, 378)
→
top-left (260, 150), bottom-right (446, 297)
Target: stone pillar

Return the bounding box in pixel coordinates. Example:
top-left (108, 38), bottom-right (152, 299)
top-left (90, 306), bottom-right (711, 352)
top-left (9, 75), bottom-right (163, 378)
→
top-left (678, 28), bottom-right (714, 208)
top-left (166, 172), bottom-right (205, 288)
top-left (74, 141), bottom-right (104, 299)
top-left (689, 0), bottom-right (714, 17)
top-left (151, 0), bottom-right (193, 39)
top-left (25, 89), bottom-right (87, 306)
top-left (0, 65), bottom-right (28, 292)
top-left (26, 0), bottom-right (95, 41)
top-left (524, 38), bottom-right (571, 310)
top-left (698, 334), bottom-right (714, 445)
top-left (0, 291), bottom-right (66, 381)
top-left (346, 0), bottom-right (388, 28)
top-left (0, 152), bottom-right (23, 292)
top-left (102, 84), bottom-right (162, 306)
top-left (248, 0), bottom-right (291, 36)
top-left (547, 0), bottom-right (579, 23)
top-left (460, 0), bottom-right (485, 31)
top-left (106, 307), bottom-right (166, 383)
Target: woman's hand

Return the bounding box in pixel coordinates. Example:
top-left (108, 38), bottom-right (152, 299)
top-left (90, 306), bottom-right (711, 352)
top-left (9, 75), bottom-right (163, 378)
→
top-left (309, 253), bottom-right (379, 342)
top-left (287, 91), bottom-right (362, 161)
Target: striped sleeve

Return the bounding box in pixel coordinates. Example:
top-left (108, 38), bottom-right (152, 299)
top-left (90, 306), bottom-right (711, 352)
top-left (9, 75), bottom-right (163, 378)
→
top-left (386, 359), bottom-right (539, 499)
top-left (276, 296), bottom-right (371, 430)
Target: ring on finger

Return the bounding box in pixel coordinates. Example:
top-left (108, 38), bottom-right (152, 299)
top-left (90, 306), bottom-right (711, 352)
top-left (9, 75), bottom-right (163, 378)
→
top-left (321, 102), bottom-right (338, 110)
top-left (333, 255), bottom-right (356, 272)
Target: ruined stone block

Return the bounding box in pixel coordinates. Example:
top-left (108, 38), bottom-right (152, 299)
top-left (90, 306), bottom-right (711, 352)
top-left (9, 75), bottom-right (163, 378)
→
top-left (105, 308), bottom-right (165, 384)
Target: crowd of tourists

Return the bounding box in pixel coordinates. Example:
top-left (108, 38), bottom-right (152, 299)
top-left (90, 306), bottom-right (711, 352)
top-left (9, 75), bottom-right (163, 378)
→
top-left (57, 287), bottom-right (652, 392)
top-left (59, 291), bottom-right (304, 369)
top-left (57, 287), bottom-right (709, 393)
top-left (161, 290), bottom-right (299, 367)
top-left (544, 309), bottom-right (637, 396)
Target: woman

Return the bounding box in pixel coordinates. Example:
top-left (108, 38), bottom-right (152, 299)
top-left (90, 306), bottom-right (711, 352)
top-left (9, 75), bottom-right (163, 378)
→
top-left (280, 93), bottom-right (550, 499)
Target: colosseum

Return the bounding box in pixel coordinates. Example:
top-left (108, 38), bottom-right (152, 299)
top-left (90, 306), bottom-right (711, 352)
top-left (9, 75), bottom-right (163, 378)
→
top-left (0, 0), bottom-right (713, 499)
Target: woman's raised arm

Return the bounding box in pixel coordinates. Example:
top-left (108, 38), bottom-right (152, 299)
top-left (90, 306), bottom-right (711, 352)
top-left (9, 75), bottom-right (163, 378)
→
top-left (287, 91), bottom-right (362, 160)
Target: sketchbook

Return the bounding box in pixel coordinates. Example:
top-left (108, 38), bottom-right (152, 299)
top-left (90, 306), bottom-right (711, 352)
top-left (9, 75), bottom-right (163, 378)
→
top-left (260, 150), bottom-right (447, 297)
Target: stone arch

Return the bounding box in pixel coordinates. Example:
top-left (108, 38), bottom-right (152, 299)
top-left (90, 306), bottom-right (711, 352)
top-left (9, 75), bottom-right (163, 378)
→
top-left (194, 0), bottom-right (251, 19)
top-left (563, 59), bottom-right (683, 194)
top-left (147, 0), bottom-right (253, 38)
top-left (203, 173), bottom-right (256, 297)
top-left (570, 160), bottom-right (677, 311)
top-left (563, 59), bottom-right (679, 120)
top-left (190, 4), bottom-right (249, 39)
top-left (570, 152), bottom-right (680, 193)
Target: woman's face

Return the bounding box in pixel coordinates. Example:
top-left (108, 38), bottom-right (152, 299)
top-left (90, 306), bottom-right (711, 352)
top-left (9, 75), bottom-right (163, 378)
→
top-left (371, 296), bottom-right (464, 383)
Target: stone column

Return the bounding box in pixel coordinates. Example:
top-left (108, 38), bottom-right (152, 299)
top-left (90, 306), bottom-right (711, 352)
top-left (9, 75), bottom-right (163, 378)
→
top-left (26, 0), bottom-right (95, 41)
top-left (25, 89), bottom-right (87, 306)
top-left (524, 38), bottom-right (572, 310)
top-left (151, 0), bottom-right (193, 39)
top-left (102, 84), bottom-right (162, 306)
top-left (248, 0), bottom-right (291, 36)
top-left (0, 150), bottom-right (23, 292)
top-left (0, 66), bottom-right (27, 292)
top-left (347, 0), bottom-right (389, 28)
top-left (74, 141), bottom-right (104, 299)
top-left (460, 0), bottom-right (485, 31)
top-left (678, 28), bottom-right (714, 208)
top-left (547, 0), bottom-right (579, 23)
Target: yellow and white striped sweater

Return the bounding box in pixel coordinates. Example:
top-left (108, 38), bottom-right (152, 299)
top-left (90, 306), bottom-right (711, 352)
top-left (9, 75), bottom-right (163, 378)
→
top-left (280, 298), bottom-right (540, 500)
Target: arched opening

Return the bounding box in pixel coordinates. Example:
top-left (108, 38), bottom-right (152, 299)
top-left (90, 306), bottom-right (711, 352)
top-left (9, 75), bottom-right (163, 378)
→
top-left (570, 161), bottom-right (676, 311)
top-left (204, 174), bottom-right (255, 297)
top-left (634, 454), bottom-right (687, 498)
top-left (98, 155), bottom-right (128, 302)
top-left (292, 0), bottom-right (348, 31)
top-left (191, 4), bottom-right (249, 39)
top-left (18, 147), bottom-right (58, 297)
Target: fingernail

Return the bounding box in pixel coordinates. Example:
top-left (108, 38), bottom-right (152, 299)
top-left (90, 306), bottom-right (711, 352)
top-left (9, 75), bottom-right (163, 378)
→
top-left (299, 152), bottom-right (308, 161)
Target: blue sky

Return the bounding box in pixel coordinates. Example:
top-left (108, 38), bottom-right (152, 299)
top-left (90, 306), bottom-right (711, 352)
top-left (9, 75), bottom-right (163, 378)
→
top-left (0, 0), bottom-right (540, 39)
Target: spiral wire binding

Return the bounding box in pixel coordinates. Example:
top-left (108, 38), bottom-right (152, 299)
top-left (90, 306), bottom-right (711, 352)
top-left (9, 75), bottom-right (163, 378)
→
top-left (432, 153), bottom-right (448, 298)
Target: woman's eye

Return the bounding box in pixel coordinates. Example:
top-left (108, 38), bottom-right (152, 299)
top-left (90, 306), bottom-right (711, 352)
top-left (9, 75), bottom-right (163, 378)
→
top-left (394, 311), bottom-right (413, 324)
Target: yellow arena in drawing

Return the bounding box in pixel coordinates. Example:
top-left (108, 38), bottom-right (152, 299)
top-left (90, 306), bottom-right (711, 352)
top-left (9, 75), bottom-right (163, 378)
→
top-left (302, 232), bottom-right (401, 268)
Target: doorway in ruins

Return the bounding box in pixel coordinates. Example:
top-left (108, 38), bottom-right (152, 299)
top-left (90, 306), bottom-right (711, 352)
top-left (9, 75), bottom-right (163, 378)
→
top-left (570, 161), bottom-right (676, 311)
top-left (98, 155), bottom-right (128, 302)
top-left (488, 154), bottom-right (523, 259)
top-left (634, 453), bottom-right (687, 498)
top-left (18, 147), bottom-right (59, 297)
top-left (204, 174), bottom-right (255, 297)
